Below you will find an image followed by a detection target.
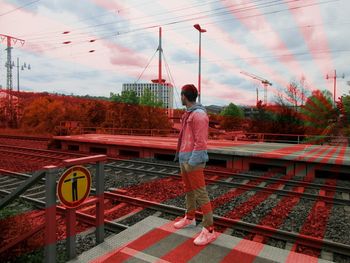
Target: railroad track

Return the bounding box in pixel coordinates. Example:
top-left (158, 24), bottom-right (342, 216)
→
top-left (0, 144), bottom-right (88, 172)
top-left (1, 166), bottom-right (350, 260)
top-left (1, 144), bottom-right (348, 187)
top-left (0, 134), bottom-right (51, 142)
top-left (0, 134), bottom-right (50, 141)
top-left (0, 168), bottom-right (128, 232)
top-left (110, 158), bottom-right (350, 193)
top-left (1, 145), bottom-right (350, 261)
top-left (0, 188), bottom-right (127, 233)
top-left (105, 189), bottom-right (350, 258)
top-left (106, 159), bottom-right (350, 206)
top-left (0, 144), bottom-right (86, 160)
top-left (1, 144), bottom-right (348, 206)
top-left (0, 134), bottom-right (50, 151)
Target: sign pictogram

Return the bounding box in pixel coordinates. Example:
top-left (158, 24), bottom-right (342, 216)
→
top-left (57, 166), bottom-right (91, 208)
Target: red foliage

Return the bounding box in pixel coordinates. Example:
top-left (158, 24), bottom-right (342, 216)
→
top-left (0, 90), bottom-right (173, 134)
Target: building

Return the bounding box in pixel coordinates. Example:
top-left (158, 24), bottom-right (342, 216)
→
top-left (122, 80), bottom-right (174, 109)
top-left (241, 106), bottom-right (258, 119)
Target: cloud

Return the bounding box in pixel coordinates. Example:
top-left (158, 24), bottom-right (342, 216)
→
top-left (170, 50), bottom-right (196, 63)
top-left (1, 0), bottom-right (349, 107)
top-left (110, 54), bottom-right (143, 67)
top-left (105, 42), bottom-right (147, 67)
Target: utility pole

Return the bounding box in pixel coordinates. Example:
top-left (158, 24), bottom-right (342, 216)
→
top-left (194, 24), bottom-right (206, 104)
top-left (300, 75), bottom-right (306, 106)
top-left (326, 70), bottom-right (345, 104)
top-left (0, 34), bottom-right (25, 127)
top-left (16, 58), bottom-right (31, 92)
top-left (17, 58), bottom-right (20, 92)
top-left (1, 34), bottom-right (25, 90)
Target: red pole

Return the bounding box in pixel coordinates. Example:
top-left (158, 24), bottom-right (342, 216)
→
top-left (193, 24), bottom-right (206, 103)
top-left (44, 166), bottom-right (57, 263)
top-left (198, 31), bottom-right (201, 103)
top-left (66, 208), bottom-right (76, 258)
top-left (334, 69), bottom-right (336, 104)
top-left (158, 27), bottom-right (162, 84)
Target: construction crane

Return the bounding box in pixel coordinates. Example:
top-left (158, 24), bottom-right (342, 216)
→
top-left (240, 71), bottom-right (272, 105)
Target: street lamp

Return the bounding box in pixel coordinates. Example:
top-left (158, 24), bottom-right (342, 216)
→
top-left (193, 24), bottom-right (206, 104)
top-left (16, 57), bottom-right (31, 92)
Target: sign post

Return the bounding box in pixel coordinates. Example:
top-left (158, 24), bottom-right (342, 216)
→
top-left (57, 165), bottom-right (91, 259)
top-left (44, 166), bottom-right (58, 263)
top-left (66, 208), bottom-right (76, 259)
top-left (96, 160), bottom-right (105, 244)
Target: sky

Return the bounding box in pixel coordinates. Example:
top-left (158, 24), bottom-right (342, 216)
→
top-left (1, 0), bottom-right (350, 108)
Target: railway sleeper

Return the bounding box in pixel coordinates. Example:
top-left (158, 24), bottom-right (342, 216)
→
top-left (25, 191), bottom-right (46, 199)
top-left (0, 181), bottom-right (23, 189)
top-left (24, 184), bottom-right (45, 193)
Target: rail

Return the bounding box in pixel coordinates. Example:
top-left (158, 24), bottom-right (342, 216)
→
top-left (0, 133), bottom-right (51, 141)
top-left (107, 160), bottom-right (350, 206)
top-left (106, 190), bottom-right (350, 257)
top-left (2, 157), bottom-right (350, 259)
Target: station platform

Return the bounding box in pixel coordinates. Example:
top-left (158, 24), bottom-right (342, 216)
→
top-left (53, 134), bottom-right (240, 151)
top-left (69, 216), bottom-right (332, 263)
top-left (53, 134), bottom-right (350, 179)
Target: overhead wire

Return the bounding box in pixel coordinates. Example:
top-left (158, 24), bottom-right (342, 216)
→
top-left (20, 41), bottom-right (350, 84)
top-left (27, 0), bottom-right (335, 47)
top-left (23, 0), bottom-right (283, 42)
top-left (18, 1), bottom-right (286, 55)
top-left (0, 0), bottom-right (40, 17)
top-left (163, 51), bottom-right (180, 108)
top-left (135, 50), bottom-right (158, 83)
top-left (4, 0), bottom-right (340, 58)
top-left (22, 0), bottom-right (318, 50)
top-left (23, 23), bottom-right (350, 78)
top-left (7, 0), bottom-right (343, 96)
top-left (19, 0), bottom-right (340, 47)
top-left (23, 0), bottom-right (340, 67)
top-left (15, 0), bottom-right (159, 38)
top-left (17, 0), bottom-right (245, 39)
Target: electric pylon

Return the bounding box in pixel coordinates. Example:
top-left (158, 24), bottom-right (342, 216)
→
top-left (0, 34), bottom-right (25, 127)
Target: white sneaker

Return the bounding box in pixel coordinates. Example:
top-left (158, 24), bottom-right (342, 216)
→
top-left (174, 216), bottom-right (196, 229)
top-left (193, 227), bottom-right (216, 246)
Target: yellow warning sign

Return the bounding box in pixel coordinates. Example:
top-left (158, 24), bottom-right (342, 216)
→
top-left (57, 166), bottom-right (91, 208)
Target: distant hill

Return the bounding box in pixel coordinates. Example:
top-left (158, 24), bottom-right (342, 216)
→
top-left (205, 105), bottom-right (223, 114)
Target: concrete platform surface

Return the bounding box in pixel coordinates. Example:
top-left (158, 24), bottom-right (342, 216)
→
top-left (54, 134), bottom-right (350, 166)
top-left (68, 216), bottom-right (332, 263)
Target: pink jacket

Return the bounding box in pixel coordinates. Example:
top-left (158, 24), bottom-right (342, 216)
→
top-left (177, 104), bottom-right (209, 166)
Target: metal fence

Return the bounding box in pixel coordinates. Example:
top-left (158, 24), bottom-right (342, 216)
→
top-left (0, 155), bottom-right (107, 263)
